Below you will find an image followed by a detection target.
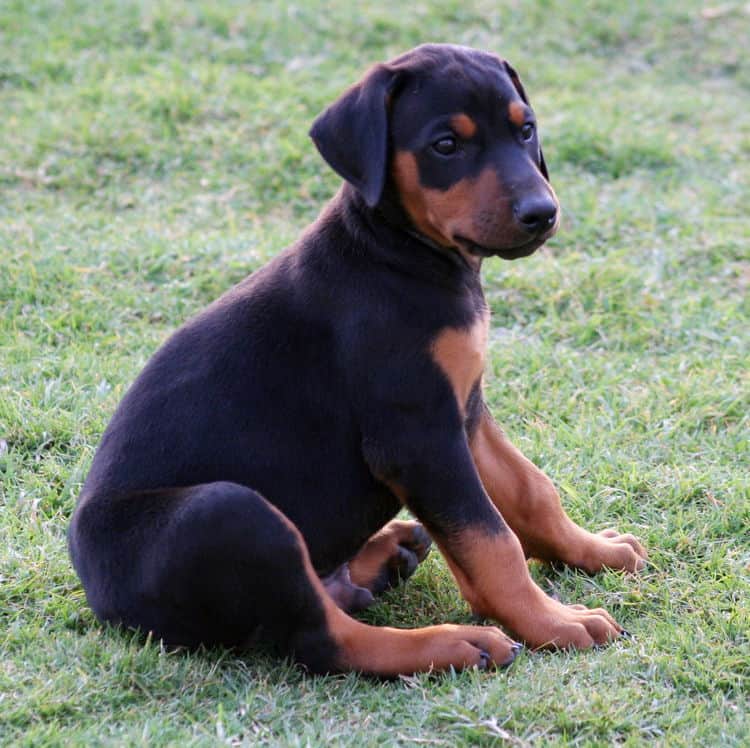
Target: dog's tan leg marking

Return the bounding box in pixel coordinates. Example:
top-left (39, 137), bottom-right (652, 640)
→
top-left (470, 410), bottom-right (647, 573)
top-left (348, 520), bottom-right (431, 591)
top-left (304, 547), bottom-right (518, 674)
top-left (434, 525), bottom-right (624, 649)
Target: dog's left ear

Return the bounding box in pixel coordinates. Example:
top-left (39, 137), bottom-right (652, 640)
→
top-left (503, 61), bottom-right (549, 181)
top-left (310, 64), bottom-right (399, 207)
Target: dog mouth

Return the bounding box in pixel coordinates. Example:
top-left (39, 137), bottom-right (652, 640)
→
top-left (456, 221), bottom-right (559, 261)
top-left (458, 235), bottom-right (547, 261)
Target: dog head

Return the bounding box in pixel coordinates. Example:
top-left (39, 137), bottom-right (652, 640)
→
top-left (310, 44), bottom-right (559, 264)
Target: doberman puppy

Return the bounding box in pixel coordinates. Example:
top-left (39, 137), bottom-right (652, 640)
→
top-left (68, 44), bottom-right (647, 676)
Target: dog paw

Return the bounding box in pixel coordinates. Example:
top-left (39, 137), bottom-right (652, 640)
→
top-left (578, 529), bottom-right (648, 574)
top-left (349, 520), bottom-right (432, 594)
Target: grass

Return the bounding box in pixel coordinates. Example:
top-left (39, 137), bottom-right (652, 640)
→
top-left (1, 0), bottom-right (748, 744)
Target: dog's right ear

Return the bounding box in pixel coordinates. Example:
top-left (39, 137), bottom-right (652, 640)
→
top-left (309, 64), bottom-right (399, 208)
top-left (503, 60), bottom-right (549, 182)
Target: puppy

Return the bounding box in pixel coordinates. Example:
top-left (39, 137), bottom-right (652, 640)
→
top-left (69, 44), bottom-right (646, 675)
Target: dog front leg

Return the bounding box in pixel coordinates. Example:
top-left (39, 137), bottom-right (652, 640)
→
top-left (471, 406), bottom-right (647, 573)
top-left (364, 428), bottom-right (626, 650)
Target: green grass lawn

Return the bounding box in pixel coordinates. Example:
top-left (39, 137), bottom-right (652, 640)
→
top-left (1, 0), bottom-right (748, 744)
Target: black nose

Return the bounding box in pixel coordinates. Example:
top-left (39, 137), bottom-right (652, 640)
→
top-left (514, 196), bottom-right (558, 235)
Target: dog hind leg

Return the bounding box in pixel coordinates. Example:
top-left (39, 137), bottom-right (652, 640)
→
top-left (69, 482), bottom-right (518, 674)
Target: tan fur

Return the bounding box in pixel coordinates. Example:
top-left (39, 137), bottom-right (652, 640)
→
top-left (348, 520), bottom-right (419, 589)
top-left (508, 100), bottom-right (526, 126)
top-left (325, 602), bottom-right (516, 675)
top-left (470, 409), bottom-right (648, 572)
top-left (451, 113), bottom-right (477, 138)
top-left (391, 151), bottom-right (525, 265)
top-left (431, 312), bottom-right (488, 415)
top-left (276, 494), bottom-right (516, 674)
top-left (434, 524), bottom-right (624, 649)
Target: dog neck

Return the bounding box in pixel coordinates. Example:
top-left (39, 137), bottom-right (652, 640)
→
top-left (333, 183), bottom-right (484, 291)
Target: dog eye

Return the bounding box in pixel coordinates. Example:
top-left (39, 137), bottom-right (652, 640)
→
top-left (521, 123), bottom-right (535, 141)
top-left (433, 137), bottom-right (457, 155)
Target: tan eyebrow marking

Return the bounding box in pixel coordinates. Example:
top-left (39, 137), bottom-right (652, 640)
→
top-left (451, 113), bottom-right (477, 139)
top-left (508, 101), bottom-right (526, 127)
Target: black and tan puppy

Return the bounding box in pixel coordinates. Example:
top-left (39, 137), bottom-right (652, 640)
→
top-left (69, 44), bottom-right (647, 676)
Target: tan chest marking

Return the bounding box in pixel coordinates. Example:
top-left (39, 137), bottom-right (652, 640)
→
top-left (431, 312), bottom-right (488, 415)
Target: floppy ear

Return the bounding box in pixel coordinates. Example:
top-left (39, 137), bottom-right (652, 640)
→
top-left (309, 64), bottom-right (397, 207)
top-left (503, 61), bottom-right (549, 181)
